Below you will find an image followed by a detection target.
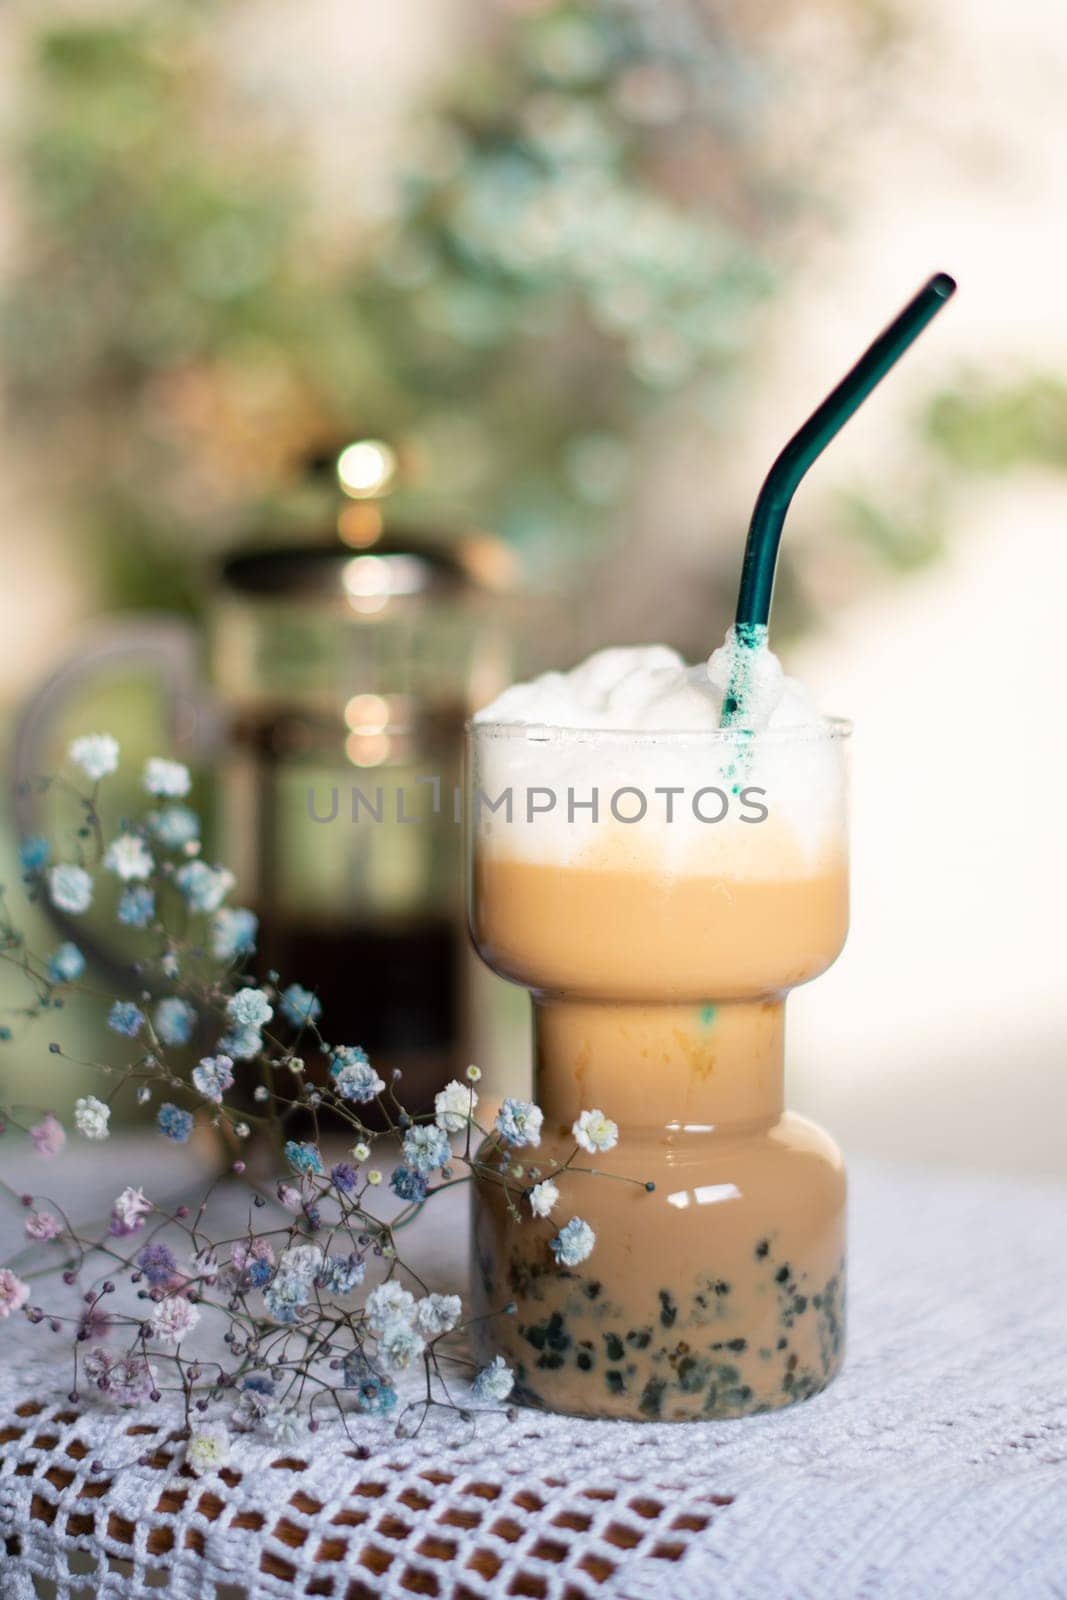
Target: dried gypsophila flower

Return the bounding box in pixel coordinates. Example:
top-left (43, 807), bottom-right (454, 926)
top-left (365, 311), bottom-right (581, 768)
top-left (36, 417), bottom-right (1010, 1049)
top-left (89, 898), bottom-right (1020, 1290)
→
top-left (0, 731), bottom-right (641, 1443)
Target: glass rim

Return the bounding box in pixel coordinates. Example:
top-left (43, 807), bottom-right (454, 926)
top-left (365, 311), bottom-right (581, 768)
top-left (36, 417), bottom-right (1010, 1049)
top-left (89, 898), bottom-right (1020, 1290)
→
top-left (466, 715), bottom-right (852, 746)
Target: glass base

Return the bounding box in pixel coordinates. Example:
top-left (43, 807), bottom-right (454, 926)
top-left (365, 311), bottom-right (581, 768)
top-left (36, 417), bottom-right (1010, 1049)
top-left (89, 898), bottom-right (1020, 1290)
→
top-left (471, 1112), bottom-right (846, 1422)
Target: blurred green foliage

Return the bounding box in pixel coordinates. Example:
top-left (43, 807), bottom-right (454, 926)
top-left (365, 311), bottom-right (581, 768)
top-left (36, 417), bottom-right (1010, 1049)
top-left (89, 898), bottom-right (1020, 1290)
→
top-left (835, 489), bottom-right (947, 570)
top-left (2, 0), bottom-right (895, 608)
top-left (923, 375), bottom-right (1067, 473)
top-left (11, 0), bottom-right (1024, 641)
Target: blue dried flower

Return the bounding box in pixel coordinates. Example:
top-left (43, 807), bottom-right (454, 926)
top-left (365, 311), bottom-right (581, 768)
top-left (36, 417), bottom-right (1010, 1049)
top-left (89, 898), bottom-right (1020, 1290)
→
top-left (157, 1103), bottom-right (194, 1143)
top-left (211, 907), bottom-right (258, 961)
top-left (279, 984), bottom-right (321, 1028)
top-left (247, 1258), bottom-right (273, 1289)
top-left (550, 1217), bottom-right (596, 1267)
top-left (175, 860), bottom-right (234, 914)
top-left (264, 1272), bottom-right (308, 1324)
top-left (330, 1047), bottom-right (385, 1104)
top-left (191, 1055), bottom-right (234, 1104)
top-left (332, 1044), bottom-right (370, 1069)
top-left (495, 1097), bottom-right (544, 1149)
top-left (319, 1255), bottom-right (365, 1295)
top-left (154, 997), bottom-right (197, 1047)
top-left (18, 835), bottom-right (49, 873)
top-left (117, 885), bottom-right (155, 928)
top-left (108, 1001), bottom-right (145, 1038)
top-left (217, 1024), bottom-right (262, 1061)
top-left (150, 804), bottom-right (201, 849)
top-left (330, 1162), bottom-right (358, 1194)
top-left (390, 1167), bottom-right (427, 1203)
top-left (136, 1241), bottom-right (177, 1286)
top-left (47, 942), bottom-right (85, 983)
top-left (284, 1140), bottom-right (323, 1177)
top-left (343, 1352), bottom-right (397, 1414)
top-left (401, 1124), bottom-right (450, 1175)
top-left (241, 1374), bottom-right (275, 1396)
top-left (228, 987), bottom-right (273, 1029)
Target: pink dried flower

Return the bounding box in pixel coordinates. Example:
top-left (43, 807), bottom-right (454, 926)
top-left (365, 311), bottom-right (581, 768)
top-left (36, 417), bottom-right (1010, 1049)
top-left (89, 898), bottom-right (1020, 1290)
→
top-left (83, 1348), bottom-right (157, 1407)
top-left (0, 1269), bottom-right (30, 1319)
top-left (108, 1187), bottom-right (151, 1237)
top-left (150, 1294), bottom-right (201, 1345)
top-left (231, 1237), bottom-right (275, 1274)
top-left (277, 1183), bottom-right (302, 1212)
top-left (77, 1305), bottom-right (112, 1343)
top-left (25, 1211), bottom-right (62, 1241)
top-left (29, 1113), bottom-right (66, 1159)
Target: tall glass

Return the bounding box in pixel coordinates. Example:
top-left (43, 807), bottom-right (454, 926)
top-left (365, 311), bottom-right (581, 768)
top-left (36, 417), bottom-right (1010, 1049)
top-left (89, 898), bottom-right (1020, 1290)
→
top-left (466, 717), bottom-right (850, 1420)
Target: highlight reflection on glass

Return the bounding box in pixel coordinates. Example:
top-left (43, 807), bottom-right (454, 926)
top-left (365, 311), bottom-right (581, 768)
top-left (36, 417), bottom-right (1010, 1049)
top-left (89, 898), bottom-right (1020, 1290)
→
top-left (666, 1183), bottom-right (742, 1210)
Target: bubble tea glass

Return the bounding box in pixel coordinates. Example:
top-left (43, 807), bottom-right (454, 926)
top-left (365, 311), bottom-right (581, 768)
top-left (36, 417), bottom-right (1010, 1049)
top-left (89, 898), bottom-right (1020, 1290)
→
top-left (467, 717), bottom-right (850, 1420)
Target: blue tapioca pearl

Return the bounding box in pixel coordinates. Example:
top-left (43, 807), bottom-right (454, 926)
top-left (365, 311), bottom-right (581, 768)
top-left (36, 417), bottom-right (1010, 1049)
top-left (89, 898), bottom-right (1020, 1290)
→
top-left (677, 1356), bottom-right (711, 1392)
top-left (639, 1378), bottom-right (665, 1418)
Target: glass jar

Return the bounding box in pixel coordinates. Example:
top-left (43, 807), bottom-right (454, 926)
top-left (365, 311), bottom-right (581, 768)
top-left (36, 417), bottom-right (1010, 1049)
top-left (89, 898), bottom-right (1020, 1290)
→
top-left (466, 717), bottom-right (850, 1419)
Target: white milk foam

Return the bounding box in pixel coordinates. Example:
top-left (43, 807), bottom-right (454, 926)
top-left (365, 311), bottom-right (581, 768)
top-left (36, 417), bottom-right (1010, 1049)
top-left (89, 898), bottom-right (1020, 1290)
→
top-left (471, 631), bottom-right (847, 877)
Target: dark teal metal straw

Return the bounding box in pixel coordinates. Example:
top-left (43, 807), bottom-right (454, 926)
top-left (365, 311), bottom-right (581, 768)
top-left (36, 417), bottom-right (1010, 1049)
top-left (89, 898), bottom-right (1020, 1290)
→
top-left (722, 272), bottom-right (956, 723)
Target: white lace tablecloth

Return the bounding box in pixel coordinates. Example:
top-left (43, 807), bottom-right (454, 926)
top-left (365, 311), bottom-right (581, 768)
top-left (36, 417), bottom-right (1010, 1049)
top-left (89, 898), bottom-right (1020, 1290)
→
top-left (1, 1151), bottom-right (1065, 1600)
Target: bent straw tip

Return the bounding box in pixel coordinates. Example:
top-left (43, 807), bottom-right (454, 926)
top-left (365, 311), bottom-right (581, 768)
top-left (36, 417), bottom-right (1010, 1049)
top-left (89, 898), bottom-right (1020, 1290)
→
top-left (927, 272), bottom-right (957, 301)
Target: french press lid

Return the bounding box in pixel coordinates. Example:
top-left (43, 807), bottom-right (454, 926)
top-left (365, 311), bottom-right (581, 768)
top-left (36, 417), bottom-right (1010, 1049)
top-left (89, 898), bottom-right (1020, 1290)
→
top-left (218, 526), bottom-right (518, 608)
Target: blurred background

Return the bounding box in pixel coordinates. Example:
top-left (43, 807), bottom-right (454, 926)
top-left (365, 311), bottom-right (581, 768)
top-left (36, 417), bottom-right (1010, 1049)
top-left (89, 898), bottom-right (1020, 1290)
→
top-left (0, 0), bottom-right (1063, 1174)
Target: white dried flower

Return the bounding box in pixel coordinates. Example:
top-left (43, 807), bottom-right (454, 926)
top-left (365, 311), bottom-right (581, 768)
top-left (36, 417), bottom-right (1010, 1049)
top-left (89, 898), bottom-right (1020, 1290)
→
top-left (143, 758), bottom-right (192, 798)
top-left (377, 1316), bottom-right (426, 1372)
top-left (415, 1293), bottom-right (462, 1338)
top-left (69, 733), bottom-right (119, 781)
top-left (551, 1217), bottom-right (596, 1267)
top-left (572, 1109), bottom-right (618, 1154)
top-left (434, 1078), bottom-right (476, 1133)
top-left (279, 1244), bottom-right (323, 1283)
top-left (472, 1355), bottom-right (515, 1403)
top-left (529, 1180), bottom-right (560, 1218)
top-left (73, 1096), bottom-right (110, 1141)
top-left (260, 1403), bottom-right (306, 1445)
top-left (104, 832), bottom-right (154, 882)
top-left (49, 865), bottom-right (93, 915)
top-left (186, 1421), bottom-right (231, 1477)
top-left (366, 1281), bottom-right (416, 1333)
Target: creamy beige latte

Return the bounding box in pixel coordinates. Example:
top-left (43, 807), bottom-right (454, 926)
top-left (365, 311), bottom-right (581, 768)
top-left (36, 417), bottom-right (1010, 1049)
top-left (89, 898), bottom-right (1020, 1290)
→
top-left (467, 640), bottom-right (850, 1420)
